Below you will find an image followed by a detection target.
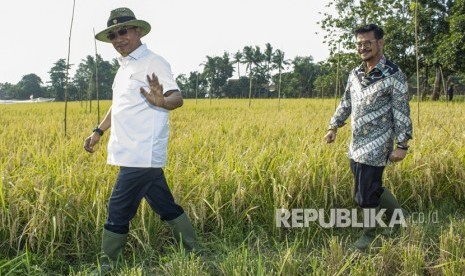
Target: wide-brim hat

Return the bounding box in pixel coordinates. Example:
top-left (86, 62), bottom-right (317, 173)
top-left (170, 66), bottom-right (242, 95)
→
top-left (95, 7), bottom-right (151, 43)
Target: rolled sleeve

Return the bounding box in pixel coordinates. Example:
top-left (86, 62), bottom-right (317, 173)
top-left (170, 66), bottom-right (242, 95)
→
top-left (147, 56), bottom-right (180, 95)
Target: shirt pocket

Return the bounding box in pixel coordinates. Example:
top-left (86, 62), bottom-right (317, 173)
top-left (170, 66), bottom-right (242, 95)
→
top-left (121, 79), bottom-right (142, 100)
top-left (128, 69), bottom-right (147, 87)
top-left (126, 79), bottom-right (145, 91)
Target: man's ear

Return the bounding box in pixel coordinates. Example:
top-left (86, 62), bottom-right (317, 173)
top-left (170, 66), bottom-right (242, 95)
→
top-left (135, 27), bottom-right (143, 37)
top-left (378, 38), bottom-right (385, 49)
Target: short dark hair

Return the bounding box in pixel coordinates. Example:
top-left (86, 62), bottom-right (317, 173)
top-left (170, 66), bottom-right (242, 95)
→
top-left (354, 24), bottom-right (384, 39)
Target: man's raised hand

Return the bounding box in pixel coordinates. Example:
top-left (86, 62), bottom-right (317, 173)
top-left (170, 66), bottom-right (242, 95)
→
top-left (140, 73), bottom-right (165, 107)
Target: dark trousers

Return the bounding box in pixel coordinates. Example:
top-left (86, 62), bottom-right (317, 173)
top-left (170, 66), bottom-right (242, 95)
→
top-left (104, 167), bottom-right (184, 234)
top-left (349, 159), bottom-right (385, 208)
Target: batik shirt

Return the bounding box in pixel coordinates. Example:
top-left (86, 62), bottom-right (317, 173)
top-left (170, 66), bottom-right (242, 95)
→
top-left (329, 56), bottom-right (413, 166)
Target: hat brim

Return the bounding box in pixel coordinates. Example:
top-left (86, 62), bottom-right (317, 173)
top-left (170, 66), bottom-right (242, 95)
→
top-left (95, 20), bottom-right (151, 43)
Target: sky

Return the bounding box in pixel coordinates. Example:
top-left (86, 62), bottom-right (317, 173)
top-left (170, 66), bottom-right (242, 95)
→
top-left (0, 0), bottom-right (333, 85)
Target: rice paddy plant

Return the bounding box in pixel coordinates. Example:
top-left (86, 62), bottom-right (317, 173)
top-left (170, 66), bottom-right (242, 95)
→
top-left (0, 99), bottom-right (464, 274)
top-left (438, 218), bottom-right (465, 275)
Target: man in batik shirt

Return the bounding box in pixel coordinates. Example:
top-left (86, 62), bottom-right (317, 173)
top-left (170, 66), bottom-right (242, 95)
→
top-left (324, 24), bottom-right (412, 251)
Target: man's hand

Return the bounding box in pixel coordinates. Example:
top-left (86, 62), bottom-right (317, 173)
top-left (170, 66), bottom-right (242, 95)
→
top-left (83, 133), bottom-right (101, 153)
top-left (324, 129), bottom-right (337, 144)
top-left (140, 73), bottom-right (165, 107)
top-left (389, 148), bottom-right (407, 162)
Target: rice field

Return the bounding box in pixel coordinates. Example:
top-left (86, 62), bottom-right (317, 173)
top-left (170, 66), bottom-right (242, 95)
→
top-left (0, 98), bottom-right (464, 275)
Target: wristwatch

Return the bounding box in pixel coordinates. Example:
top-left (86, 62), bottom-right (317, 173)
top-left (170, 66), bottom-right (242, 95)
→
top-left (396, 143), bottom-right (409, 150)
top-left (93, 127), bottom-right (104, 136)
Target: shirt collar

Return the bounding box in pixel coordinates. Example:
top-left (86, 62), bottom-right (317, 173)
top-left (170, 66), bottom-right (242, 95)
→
top-left (357, 55), bottom-right (387, 74)
top-left (117, 44), bottom-right (148, 65)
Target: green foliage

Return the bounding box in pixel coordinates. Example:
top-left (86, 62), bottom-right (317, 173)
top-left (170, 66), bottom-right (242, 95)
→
top-left (73, 55), bottom-right (117, 101)
top-left (319, 0), bottom-right (465, 99)
top-left (436, 0), bottom-right (465, 72)
top-left (16, 74), bottom-right (44, 100)
top-left (201, 52), bottom-right (234, 97)
top-left (319, 0), bottom-right (415, 75)
top-left (0, 82), bottom-right (16, 100)
top-left (176, 71), bottom-right (208, 99)
top-left (0, 79), bottom-right (46, 101)
top-left (48, 59), bottom-right (68, 101)
top-left (224, 77), bottom-right (249, 98)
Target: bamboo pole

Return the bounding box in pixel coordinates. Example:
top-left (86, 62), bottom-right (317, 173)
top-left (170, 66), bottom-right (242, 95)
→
top-left (64, 0), bottom-right (76, 136)
top-left (334, 43), bottom-right (341, 110)
top-left (439, 66), bottom-right (447, 105)
top-left (93, 28), bottom-right (100, 123)
top-left (87, 72), bottom-right (93, 113)
top-left (195, 72), bottom-right (199, 104)
top-left (278, 65), bottom-right (282, 111)
top-left (414, 0), bottom-right (421, 126)
top-left (209, 84), bottom-right (213, 106)
top-left (248, 66), bottom-right (253, 108)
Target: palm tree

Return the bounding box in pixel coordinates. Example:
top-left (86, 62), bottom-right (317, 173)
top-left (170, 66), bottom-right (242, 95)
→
top-left (233, 51), bottom-right (243, 79)
top-left (233, 51), bottom-right (244, 98)
top-left (264, 43), bottom-right (274, 85)
top-left (272, 49), bottom-right (290, 109)
top-left (243, 46), bottom-right (265, 106)
top-left (201, 53), bottom-right (234, 102)
top-left (201, 55), bottom-right (217, 105)
top-left (243, 46), bottom-right (255, 107)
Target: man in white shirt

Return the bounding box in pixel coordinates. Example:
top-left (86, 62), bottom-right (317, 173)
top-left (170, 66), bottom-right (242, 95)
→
top-left (84, 7), bottom-right (199, 273)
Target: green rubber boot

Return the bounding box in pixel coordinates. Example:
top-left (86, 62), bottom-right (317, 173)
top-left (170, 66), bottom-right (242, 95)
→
top-left (93, 229), bottom-right (128, 275)
top-left (379, 188), bottom-right (409, 236)
top-left (166, 213), bottom-right (200, 254)
top-left (353, 207), bottom-right (379, 251)
top-left (354, 226), bottom-right (377, 251)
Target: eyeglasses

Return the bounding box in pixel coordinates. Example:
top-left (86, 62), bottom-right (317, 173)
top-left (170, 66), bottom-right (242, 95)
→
top-left (355, 39), bottom-right (378, 49)
top-left (107, 26), bottom-right (137, 41)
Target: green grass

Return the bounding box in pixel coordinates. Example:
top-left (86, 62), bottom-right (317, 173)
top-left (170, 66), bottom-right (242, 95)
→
top-left (0, 99), bottom-right (464, 275)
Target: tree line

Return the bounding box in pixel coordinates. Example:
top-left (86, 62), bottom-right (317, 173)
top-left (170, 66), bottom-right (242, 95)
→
top-left (1, 0), bottom-right (464, 101)
top-left (320, 0), bottom-right (465, 100)
top-left (0, 46), bottom-right (328, 101)
top-left (0, 56), bottom-right (118, 102)
top-left (175, 44), bottom-right (325, 99)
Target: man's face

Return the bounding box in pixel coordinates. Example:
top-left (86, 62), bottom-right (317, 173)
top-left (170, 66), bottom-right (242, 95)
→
top-left (108, 26), bottom-right (142, 57)
top-left (355, 31), bottom-right (384, 62)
